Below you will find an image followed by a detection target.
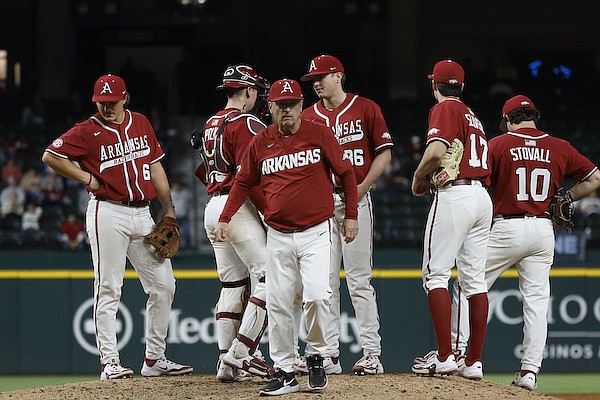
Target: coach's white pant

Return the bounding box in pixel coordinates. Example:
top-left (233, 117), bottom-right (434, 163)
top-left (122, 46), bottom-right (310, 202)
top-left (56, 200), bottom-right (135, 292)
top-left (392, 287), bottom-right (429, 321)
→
top-left (452, 216), bottom-right (554, 373)
top-left (266, 220), bottom-right (332, 373)
top-left (328, 191), bottom-right (381, 357)
top-left (86, 200), bottom-right (176, 365)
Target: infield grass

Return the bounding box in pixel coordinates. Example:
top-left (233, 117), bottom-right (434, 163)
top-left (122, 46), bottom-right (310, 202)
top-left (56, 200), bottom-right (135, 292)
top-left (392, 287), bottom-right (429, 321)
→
top-left (0, 374), bottom-right (599, 394)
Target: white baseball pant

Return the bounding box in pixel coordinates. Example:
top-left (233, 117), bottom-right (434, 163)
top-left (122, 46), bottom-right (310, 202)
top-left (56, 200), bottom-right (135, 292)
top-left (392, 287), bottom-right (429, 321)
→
top-left (452, 215), bottom-right (554, 373)
top-left (327, 191), bottom-right (381, 357)
top-left (86, 199), bottom-right (176, 365)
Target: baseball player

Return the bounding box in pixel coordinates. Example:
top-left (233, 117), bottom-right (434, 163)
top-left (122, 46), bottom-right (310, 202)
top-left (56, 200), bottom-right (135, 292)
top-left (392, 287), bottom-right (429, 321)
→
top-left (299, 54), bottom-right (393, 375)
top-left (197, 64), bottom-right (273, 382)
top-left (449, 95), bottom-right (600, 388)
top-left (42, 74), bottom-right (192, 380)
top-left (411, 60), bottom-right (492, 378)
top-left (215, 79), bottom-right (358, 396)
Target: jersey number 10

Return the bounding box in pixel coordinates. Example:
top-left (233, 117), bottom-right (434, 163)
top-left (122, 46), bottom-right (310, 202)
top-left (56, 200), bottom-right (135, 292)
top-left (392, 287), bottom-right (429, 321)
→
top-left (516, 167), bottom-right (551, 201)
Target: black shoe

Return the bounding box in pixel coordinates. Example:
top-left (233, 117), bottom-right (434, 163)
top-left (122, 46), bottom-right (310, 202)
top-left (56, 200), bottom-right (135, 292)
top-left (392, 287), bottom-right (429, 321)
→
top-left (259, 369), bottom-right (300, 396)
top-left (306, 355), bottom-right (328, 390)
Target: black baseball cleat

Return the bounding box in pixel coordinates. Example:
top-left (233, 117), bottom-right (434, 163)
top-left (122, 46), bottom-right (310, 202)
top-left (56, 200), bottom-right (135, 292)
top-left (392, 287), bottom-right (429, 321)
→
top-left (259, 369), bottom-right (300, 396)
top-left (306, 355), bottom-right (328, 390)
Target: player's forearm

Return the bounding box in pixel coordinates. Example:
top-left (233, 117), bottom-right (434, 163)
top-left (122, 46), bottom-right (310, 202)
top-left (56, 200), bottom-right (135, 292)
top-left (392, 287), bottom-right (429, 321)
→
top-left (42, 151), bottom-right (91, 186)
top-left (571, 169), bottom-right (600, 201)
top-left (150, 162), bottom-right (175, 216)
top-left (413, 141), bottom-right (446, 179)
top-left (359, 148), bottom-right (392, 192)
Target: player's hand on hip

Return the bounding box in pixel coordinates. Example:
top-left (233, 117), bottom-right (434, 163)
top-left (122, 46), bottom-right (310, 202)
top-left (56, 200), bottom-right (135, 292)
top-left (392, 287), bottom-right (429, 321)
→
top-left (214, 222), bottom-right (230, 242)
top-left (342, 218), bottom-right (358, 243)
top-left (88, 174), bottom-right (101, 191)
top-left (411, 175), bottom-right (429, 197)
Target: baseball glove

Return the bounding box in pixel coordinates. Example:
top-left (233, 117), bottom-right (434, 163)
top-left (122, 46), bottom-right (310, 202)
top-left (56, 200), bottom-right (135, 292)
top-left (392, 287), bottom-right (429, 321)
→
top-left (144, 216), bottom-right (181, 258)
top-left (431, 138), bottom-right (464, 188)
top-left (550, 187), bottom-right (575, 232)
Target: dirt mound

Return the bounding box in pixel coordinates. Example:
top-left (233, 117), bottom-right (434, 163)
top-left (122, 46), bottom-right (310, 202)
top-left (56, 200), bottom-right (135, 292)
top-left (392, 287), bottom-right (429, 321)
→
top-left (1, 374), bottom-right (563, 400)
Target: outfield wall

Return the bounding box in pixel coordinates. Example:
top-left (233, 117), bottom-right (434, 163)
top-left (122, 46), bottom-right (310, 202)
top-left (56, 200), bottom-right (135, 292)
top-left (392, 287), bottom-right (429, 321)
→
top-left (0, 249), bottom-right (598, 374)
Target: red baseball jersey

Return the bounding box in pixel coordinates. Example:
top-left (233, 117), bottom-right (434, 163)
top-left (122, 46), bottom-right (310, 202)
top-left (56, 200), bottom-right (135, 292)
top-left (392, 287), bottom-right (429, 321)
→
top-left (45, 110), bottom-right (164, 202)
top-left (200, 108), bottom-right (267, 212)
top-left (301, 94), bottom-right (393, 185)
top-left (489, 127), bottom-right (598, 215)
top-left (427, 98), bottom-right (491, 184)
top-left (219, 120), bottom-right (358, 231)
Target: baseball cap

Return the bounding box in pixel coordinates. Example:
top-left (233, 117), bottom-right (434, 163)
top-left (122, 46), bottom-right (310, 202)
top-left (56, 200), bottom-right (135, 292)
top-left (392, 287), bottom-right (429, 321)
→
top-left (216, 64), bottom-right (266, 90)
top-left (92, 74), bottom-right (127, 102)
top-left (300, 54), bottom-right (345, 81)
top-left (499, 95), bottom-right (537, 132)
top-left (428, 60), bottom-right (465, 85)
top-left (269, 79), bottom-right (303, 102)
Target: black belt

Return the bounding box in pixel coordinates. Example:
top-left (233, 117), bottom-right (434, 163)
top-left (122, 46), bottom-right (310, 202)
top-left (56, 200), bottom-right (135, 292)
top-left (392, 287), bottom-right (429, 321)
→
top-left (96, 197), bottom-right (150, 207)
top-left (333, 187), bottom-right (344, 194)
top-left (497, 213), bottom-right (551, 219)
top-left (211, 191), bottom-right (230, 197)
top-left (451, 179), bottom-right (481, 186)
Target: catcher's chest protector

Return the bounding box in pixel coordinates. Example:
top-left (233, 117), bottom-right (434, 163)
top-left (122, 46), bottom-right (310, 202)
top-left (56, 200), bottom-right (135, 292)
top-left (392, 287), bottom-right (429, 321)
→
top-left (201, 110), bottom-right (241, 183)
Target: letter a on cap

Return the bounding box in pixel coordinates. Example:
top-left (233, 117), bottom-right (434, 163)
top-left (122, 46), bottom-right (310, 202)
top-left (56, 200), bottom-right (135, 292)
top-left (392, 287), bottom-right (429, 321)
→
top-left (309, 60), bottom-right (317, 72)
top-left (281, 81), bottom-right (294, 93)
top-left (100, 82), bottom-right (113, 95)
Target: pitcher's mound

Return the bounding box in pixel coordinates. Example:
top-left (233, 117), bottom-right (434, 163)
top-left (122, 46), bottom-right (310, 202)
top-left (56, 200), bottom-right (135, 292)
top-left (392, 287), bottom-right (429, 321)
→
top-left (3, 373), bottom-right (563, 400)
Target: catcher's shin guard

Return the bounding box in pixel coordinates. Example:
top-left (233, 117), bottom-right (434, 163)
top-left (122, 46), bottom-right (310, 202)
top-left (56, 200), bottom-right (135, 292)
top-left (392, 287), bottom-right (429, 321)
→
top-left (230, 280), bottom-right (267, 356)
top-left (216, 277), bottom-right (250, 351)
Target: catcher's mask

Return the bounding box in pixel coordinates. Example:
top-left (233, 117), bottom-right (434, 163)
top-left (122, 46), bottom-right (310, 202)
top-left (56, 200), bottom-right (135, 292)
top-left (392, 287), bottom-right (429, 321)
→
top-left (216, 64), bottom-right (271, 124)
top-left (216, 64), bottom-right (268, 91)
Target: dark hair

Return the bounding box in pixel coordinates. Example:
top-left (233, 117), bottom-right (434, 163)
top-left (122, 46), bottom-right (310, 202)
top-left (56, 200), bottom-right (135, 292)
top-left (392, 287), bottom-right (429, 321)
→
top-left (225, 87), bottom-right (247, 99)
top-left (508, 108), bottom-right (541, 124)
top-left (436, 83), bottom-right (463, 98)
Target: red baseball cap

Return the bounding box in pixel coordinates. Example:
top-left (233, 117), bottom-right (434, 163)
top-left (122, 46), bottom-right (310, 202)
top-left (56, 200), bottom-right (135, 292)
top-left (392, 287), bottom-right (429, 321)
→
top-left (92, 74), bottom-right (127, 102)
top-left (499, 95), bottom-right (537, 132)
top-left (428, 60), bottom-right (465, 85)
top-left (216, 64), bottom-right (267, 90)
top-left (300, 54), bottom-right (345, 81)
top-left (269, 79), bottom-right (303, 102)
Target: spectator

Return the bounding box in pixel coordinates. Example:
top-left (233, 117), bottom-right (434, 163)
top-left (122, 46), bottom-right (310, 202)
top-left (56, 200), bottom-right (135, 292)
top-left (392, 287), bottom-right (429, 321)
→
top-left (575, 189), bottom-right (600, 227)
top-left (170, 181), bottom-right (192, 248)
top-left (2, 158), bottom-right (23, 183)
top-left (59, 214), bottom-right (86, 251)
top-left (41, 169), bottom-right (65, 206)
top-left (0, 176), bottom-right (26, 217)
top-left (19, 167), bottom-right (44, 204)
top-left (21, 202), bottom-right (43, 233)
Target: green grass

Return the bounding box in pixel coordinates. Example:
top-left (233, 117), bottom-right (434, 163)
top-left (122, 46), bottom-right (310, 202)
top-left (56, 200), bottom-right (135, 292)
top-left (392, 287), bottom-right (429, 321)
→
top-left (0, 374), bottom-right (599, 394)
top-left (486, 374), bottom-right (600, 394)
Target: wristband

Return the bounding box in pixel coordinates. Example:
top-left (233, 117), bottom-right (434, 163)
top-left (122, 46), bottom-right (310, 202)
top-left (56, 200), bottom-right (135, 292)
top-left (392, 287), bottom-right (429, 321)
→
top-left (162, 202), bottom-right (175, 208)
top-left (87, 173), bottom-right (93, 186)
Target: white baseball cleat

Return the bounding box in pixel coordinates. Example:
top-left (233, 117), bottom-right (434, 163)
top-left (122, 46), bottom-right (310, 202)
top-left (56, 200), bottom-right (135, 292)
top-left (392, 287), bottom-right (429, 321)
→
top-left (512, 371), bottom-right (537, 391)
top-left (413, 349), bottom-right (464, 364)
top-left (223, 350), bottom-right (274, 377)
top-left (352, 354), bottom-right (384, 375)
top-left (412, 351), bottom-right (457, 376)
top-left (100, 363), bottom-right (134, 381)
top-left (141, 357), bottom-right (193, 377)
top-left (456, 356), bottom-right (483, 380)
top-left (216, 357), bottom-right (253, 382)
top-left (323, 356), bottom-right (342, 374)
top-left (294, 355), bottom-right (309, 375)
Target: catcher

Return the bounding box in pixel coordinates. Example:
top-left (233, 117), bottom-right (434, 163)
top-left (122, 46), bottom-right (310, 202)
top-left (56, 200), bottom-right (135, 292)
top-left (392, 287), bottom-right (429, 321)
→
top-left (448, 94), bottom-right (600, 390)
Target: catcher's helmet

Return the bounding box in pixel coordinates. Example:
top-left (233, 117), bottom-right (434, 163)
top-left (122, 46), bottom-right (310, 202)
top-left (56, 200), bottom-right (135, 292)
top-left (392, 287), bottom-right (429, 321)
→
top-left (216, 64), bottom-right (268, 91)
